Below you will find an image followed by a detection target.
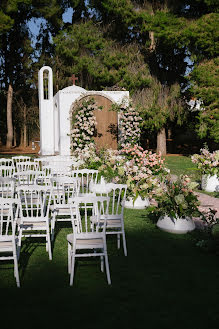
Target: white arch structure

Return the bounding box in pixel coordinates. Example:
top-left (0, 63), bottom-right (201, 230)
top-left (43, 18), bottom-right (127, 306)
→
top-left (38, 66), bottom-right (129, 156)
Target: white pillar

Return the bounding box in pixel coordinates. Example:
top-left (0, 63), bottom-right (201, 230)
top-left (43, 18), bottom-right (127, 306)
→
top-left (38, 66), bottom-right (55, 155)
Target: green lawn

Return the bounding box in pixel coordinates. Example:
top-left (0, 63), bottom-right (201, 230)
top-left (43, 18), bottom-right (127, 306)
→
top-left (164, 155), bottom-right (201, 181)
top-left (164, 155), bottom-right (219, 198)
top-left (1, 208), bottom-right (219, 329)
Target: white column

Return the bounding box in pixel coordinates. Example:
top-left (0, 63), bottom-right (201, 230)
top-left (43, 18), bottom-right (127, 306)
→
top-left (38, 66), bottom-right (55, 155)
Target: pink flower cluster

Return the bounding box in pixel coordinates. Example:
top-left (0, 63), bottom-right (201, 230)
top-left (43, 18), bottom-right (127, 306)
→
top-left (117, 144), bottom-right (167, 198)
top-left (191, 148), bottom-right (219, 176)
top-left (120, 144), bottom-right (165, 177)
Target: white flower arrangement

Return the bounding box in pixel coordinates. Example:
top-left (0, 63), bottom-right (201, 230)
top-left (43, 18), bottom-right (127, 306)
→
top-left (118, 103), bottom-right (142, 147)
top-left (70, 98), bottom-right (101, 153)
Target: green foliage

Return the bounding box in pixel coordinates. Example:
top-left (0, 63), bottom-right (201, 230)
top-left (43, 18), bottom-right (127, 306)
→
top-left (154, 175), bottom-right (201, 219)
top-left (184, 13), bottom-right (219, 60)
top-left (212, 223), bottom-right (219, 238)
top-left (53, 20), bottom-right (152, 92)
top-left (188, 58), bottom-right (219, 142)
top-left (134, 80), bottom-right (186, 133)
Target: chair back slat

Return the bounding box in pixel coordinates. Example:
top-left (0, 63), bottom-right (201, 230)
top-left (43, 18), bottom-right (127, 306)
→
top-left (14, 170), bottom-right (39, 186)
top-left (72, 169), bottom-right (98, 194)
top-left (72, 196), bottom-right (109, 234)
top-left (51, 176), bottom-right (81, 205)
top-left (17, 185), bottom-right (51, 219)
top-left (0, 165), bottom-right (14, 177)
top-left (16, 161), bottom-right (38, 172)
top-left (0, 201), bottom-right (15, 236)
top-left (0, 177), bottom-right (16, 198)
top-left (107, 184), bottom-right (127, 216)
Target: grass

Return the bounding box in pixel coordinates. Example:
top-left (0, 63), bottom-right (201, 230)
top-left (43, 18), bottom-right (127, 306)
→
top-left (164, 155), bottom-right (219, 198)
top-left (164, 154), bottom-right (201, 181)
top-left (1, 209), bottom-right (219, 329)
top-left (0, 154), bottom-right (218, 328)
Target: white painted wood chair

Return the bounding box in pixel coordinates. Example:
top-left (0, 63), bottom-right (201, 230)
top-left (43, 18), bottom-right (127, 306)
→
top-left (0, 198), bottom-right (20, 287)
top-left (0, 158), bottom-right (14, 167)
top-left (13, 170), bottom-right (39, 186)
top-left (16, 161), bottom-right (39, 172)
top-left (0, 177), bottom-right (16, 198)
top-left (92, 183), bottom-right (128, 256)
top-left (67, 195), bottom-right (111, 286)
top-left (50, 176), bottom-right (81, 240)
top-left (71, 169), bottom-right (98, 194)
top-left (12, 156), bottom-right (31, 172)
top-left (16, 185), bottom-right (52, 260)
top-left (42, 164), bottom-right (72, 178)
top-left (0, 165), bottom-right (14, 177)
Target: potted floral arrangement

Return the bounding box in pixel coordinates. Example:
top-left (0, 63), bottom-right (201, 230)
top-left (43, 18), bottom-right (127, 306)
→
top-left (154, 175), bottom-right (201, 234)
top-left (191, 148), bottom-right (219, 192)
top-left (97, 145), bottom-right (168, 209)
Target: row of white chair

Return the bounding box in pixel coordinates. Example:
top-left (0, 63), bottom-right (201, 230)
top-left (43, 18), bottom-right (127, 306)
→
top-left (0, 176), bottom-right (128, 287)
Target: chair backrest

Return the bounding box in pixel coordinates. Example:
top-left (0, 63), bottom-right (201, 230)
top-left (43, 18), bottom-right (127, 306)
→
top-left (71, 195), bottom-right (110, 234)
top-left (16, 161), bottom-right (38, 172)
top-left (72, 169), bottom-right (98, 194)
top-left (42, 164), bottom-right (72, 177)
top-left (50, 176), bottom-right (81, 205)
top-left (12, 155), bottom-right (31, 168)
top-left (0, 158), bottom-right (14, 167)
top-left (0, 165), bottom-right (14, 177)
top-left (0, 198), bottom-right (16, 237)
top-left (0, 177), bottom-right (16, 198)
top-left (13, 170), bottom-right (39, 186)
top-left (17, 185), bottom-right (51, 219)
top-left (107, 183), bottom-right (127, 216)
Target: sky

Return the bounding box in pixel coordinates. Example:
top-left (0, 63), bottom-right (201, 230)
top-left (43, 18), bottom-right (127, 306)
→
top-left (28, 7), bottom-right (73, 46)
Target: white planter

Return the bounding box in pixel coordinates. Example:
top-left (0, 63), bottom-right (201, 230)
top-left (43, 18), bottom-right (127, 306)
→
top-left (157, 215), bottom-right (195, 234)
top-left (201, 174), bottom-right (219, 192)
top-left (124, 196), bottom-right (150, 209)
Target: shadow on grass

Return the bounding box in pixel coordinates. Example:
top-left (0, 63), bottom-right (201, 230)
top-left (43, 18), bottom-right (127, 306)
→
top-left (1, 209), bottom-right (219, 329)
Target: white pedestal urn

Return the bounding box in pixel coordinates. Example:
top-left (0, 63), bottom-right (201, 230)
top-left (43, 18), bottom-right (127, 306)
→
top-left (157, 215), bottom-right (195, 234)
top-left (124, 196), bottom-right (150, 209)
top-left (201, 174), bottom-right (219, 192)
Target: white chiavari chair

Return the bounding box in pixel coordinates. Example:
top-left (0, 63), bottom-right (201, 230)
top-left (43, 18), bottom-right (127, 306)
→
top-left (0, 177), bottom-right (16, 198)
top-left (0, 165), bottom-right (14, 177)
top-left (0, 198), bottom-right (20, 287)
top-left (50, 176), bottom-right (81, 240)
top-left (67, 195), bottom-right (111, 286)
top-left (16, 185), bottom-right (52, 260)
top-left (71, 169), bottom-right (98, 194)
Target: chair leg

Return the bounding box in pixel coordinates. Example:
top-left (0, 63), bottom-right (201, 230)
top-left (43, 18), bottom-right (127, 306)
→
top-left (70, 253), bottom-right (75, 286)
top-left (14, 255), bottom-right (20, 288)
top-left (104, 253), bottom-right (111, 285)
top-left (103, 240), bottom-right (111, 285)
top-left (47, 233), bottom-right (52, 260)
top-left (117, 233), bottom-right (120, 249)
top-left (100, 255), bottom-right (104, 272)
top-left (51, 216), bottom-right (56, 241)
top-left (17, 230), bottom-right (22, 260)
top-left (122, 231), bottom-right (127, 256)
top-left (68, 242), bottom-right (71, 274)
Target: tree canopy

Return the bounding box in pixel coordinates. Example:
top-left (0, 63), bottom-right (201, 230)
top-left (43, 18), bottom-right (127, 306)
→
top-left (0, 0), bottom-right (218, 151)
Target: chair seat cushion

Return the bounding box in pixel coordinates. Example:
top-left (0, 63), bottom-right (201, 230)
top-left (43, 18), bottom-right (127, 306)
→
top-left (0, 240), bottom-right (13, 251)
top-left (67, 233), bottom-right (104, 249)
top-left (20, 220), bottom-right (47, 229)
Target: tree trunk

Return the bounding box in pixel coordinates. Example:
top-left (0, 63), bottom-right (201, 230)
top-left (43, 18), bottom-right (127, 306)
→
top-left (13, 126), bottom-right (16, 147)
top-left (149, 31), bottom-right (156, 52)
top-left (20, 129), bottom-right (24, 147)
top-left (157, 127), bottom-right (167, 155)
top-left (23, 104), bottom-right (27, 147)
top-left (6, 84), bottom-right (13, 148)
